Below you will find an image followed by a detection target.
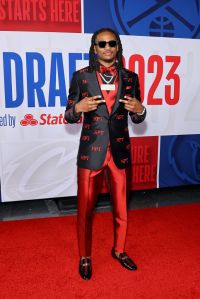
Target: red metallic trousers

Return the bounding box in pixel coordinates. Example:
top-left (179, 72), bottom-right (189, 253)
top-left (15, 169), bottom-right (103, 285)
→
top-left (77, 147), bottom-right (130, 257)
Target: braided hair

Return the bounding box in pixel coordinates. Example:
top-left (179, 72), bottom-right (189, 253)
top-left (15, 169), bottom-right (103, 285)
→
top-left (88, 28), bottom-right (123, 72)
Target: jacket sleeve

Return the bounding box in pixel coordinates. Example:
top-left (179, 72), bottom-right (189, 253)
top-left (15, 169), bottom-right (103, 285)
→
top-left (129, 73), bottom-right (146, 124)
top-left (64, 73), bottom-right (82, 123)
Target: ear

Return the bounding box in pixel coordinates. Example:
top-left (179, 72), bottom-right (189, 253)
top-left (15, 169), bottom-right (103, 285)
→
top-left (94, 45), bottom-right (97, 54)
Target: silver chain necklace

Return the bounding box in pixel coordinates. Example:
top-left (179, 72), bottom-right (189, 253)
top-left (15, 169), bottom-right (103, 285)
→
top-left (99, 73), bottom-right (115, 84)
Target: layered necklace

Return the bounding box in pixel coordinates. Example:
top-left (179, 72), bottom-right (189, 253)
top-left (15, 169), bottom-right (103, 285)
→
top-left (99, 72), bottom-right (116, 84)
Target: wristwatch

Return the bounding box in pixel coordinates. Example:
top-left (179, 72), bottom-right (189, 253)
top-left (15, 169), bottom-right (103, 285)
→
top-left (136, 107), bottom-right (146, 116)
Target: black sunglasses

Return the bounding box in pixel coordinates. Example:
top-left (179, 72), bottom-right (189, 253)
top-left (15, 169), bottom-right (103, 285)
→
top-left (95, 40), bottom-right (118, 48)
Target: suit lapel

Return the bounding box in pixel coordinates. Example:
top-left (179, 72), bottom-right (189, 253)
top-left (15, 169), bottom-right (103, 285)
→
top-left (111, 69), bottom-right (123, 115)
top-left (84, 71), bottom-right (109, 117)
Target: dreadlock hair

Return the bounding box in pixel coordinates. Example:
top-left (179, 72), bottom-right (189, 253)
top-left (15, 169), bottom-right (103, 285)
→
top-left (88, 28), bottom-right (123, 72)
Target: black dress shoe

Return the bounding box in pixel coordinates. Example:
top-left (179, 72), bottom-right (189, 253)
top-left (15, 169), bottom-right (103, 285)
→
top-left (111, 248), bottom-right (137, 271)
top-left (79, 257), bottom-right (92, 280)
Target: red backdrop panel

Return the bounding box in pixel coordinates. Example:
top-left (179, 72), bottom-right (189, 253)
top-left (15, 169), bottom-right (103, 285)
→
top-left (100, 136), bottom-right (159, 193)
top-left (130, 136), bottom-right (159, 190)
top-left (0, 0), bottom-right (82, 33)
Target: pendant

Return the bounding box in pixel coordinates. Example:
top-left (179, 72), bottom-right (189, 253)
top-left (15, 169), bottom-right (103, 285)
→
top-left (101, 84), bottom-right (115, 91)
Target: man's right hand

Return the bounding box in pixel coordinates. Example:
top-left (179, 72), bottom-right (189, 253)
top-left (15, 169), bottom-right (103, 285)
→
top-left (75, 96), bottom-right (105, 114)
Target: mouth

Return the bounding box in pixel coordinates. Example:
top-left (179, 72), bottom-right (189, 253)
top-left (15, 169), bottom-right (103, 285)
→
top-left (103, 51), bottom-right (113, 56)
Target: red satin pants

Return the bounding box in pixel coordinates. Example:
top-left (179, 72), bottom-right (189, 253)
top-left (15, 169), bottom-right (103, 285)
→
top-left (77, 147), bottom-right (130, 257)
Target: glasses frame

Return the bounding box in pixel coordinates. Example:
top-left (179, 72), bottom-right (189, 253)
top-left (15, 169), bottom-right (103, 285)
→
top-left (94, 40), bottom-right (118, 48)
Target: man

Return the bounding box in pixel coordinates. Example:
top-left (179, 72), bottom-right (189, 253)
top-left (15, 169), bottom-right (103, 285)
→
top-left (65, 28), bottom-right (146, 280)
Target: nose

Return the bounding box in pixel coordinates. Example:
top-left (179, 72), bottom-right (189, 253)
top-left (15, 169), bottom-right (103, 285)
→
top-left (105, 43), bottom-right (111, 49)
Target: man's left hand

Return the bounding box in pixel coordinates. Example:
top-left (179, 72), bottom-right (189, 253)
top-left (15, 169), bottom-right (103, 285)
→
top-left (119, 96), bottom-right (144, 113)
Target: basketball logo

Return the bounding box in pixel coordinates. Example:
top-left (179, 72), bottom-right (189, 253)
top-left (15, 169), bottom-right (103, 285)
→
top-left (149, 16), bottom-right (174, 37)
top-left (109, 0), bottom-right (200, 38)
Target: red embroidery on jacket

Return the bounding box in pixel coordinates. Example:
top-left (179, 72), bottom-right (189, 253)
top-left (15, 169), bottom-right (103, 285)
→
top-left (91, 146), bottom-right (101, 152)
top-left (121, 158), bottom-right (128, 164)
top-left (81, 135), bottom-right (90, 141)
top-left (68, 99), bottom-right (73, 105)
top-left (116, 137), bottom-right (124, 143)
top-left (82, 92), bottom-right (88, 98)
top-left (84, 123), bottom-right (91, 129)
top-left (93, 130), bottom-right (104, 135)
top-left (116, 115), bottom-right (124, 120)
top-left (92, 116), bottom-right (103, 122)
top-left (81, 155), bottom-right (89, 160)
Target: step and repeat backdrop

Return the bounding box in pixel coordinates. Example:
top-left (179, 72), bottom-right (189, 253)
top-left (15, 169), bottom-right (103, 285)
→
top-left (0, 0), bottom-right (200, 202)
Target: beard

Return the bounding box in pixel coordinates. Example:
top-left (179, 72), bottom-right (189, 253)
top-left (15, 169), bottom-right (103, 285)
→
top-left (104, 58), bottom-right (115, 63)
top-left (99, 56), bottom-right (116, 63)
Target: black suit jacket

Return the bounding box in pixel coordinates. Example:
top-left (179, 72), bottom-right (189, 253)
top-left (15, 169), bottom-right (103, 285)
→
top-left (65, 66), bottom-right (146, 170)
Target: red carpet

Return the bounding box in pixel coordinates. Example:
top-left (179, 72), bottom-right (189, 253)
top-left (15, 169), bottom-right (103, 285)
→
top-left (0, 203), bottom-right (200, 299)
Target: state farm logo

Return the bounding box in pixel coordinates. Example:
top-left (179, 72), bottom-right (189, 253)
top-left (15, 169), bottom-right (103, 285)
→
top-left (20, 114), bottom-right (38, 126)
top-left (20, 113), bottom-right (83, 126)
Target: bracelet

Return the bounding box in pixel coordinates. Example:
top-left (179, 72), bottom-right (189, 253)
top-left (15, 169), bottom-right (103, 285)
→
top-left (136, 107), bottom-right (146, 116)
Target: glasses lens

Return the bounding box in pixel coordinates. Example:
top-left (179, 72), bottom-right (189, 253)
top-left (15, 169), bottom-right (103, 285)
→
top-left (96, 40), bottom-right (118, 48)
top-left (108, 40), bottom-right (117, 47)
top-left (98, 41), bottom-right (107, 48)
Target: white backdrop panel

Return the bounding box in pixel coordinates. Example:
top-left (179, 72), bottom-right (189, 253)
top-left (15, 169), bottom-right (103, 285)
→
top-left (0, 32), bottom-right (200, 201)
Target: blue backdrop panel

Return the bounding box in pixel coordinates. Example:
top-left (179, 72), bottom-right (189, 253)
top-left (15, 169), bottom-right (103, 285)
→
top-left (84, 0), bottom-right (116, 33)
top-left (84, 0), bottom-right (200, 39)
top-left (159, 135), bottom-right (200, 187)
